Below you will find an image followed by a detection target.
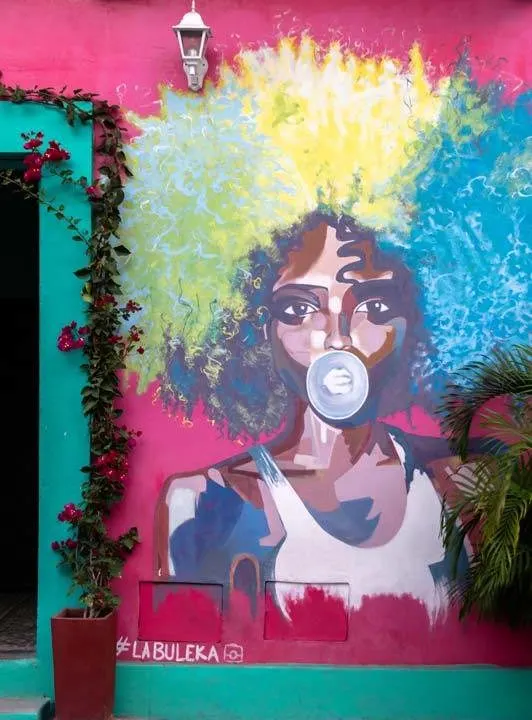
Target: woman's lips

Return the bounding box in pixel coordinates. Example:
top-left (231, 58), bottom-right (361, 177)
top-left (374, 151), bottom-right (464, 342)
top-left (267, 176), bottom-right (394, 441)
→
top-left (306, 350), bottom-right (369, 420)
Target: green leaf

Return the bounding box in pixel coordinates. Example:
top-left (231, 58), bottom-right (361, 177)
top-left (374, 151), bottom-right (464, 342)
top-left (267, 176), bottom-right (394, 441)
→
top-left (74, 267), bottom-right (91, 278)
top-left (114, 245), bottom-right (130, 256)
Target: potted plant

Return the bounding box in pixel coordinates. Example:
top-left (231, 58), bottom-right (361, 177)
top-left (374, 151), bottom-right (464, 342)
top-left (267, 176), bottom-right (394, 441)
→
top-left (50, 429), bottom-right (140, 720)
top-left (0, 93), bottom-right (142, 720)
top-left (51, 311), bottom-right (141, 720)
top-left (439, 344), bottom-right (532, 626)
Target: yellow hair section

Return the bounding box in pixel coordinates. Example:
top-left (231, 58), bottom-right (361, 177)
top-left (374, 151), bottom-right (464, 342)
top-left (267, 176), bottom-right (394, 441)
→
top-left (229, 37), bottom-right (447, 227)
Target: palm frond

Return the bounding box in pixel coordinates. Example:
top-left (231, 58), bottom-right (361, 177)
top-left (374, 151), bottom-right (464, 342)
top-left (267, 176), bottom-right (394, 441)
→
top-left (438, 344), bottom-right (532, 460)
top-left (439, 344), bottom-right (532, 625)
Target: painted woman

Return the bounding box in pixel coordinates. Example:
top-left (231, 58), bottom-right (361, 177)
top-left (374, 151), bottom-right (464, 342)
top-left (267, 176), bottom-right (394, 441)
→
top-left (155, 212), bottom-right (471, 618)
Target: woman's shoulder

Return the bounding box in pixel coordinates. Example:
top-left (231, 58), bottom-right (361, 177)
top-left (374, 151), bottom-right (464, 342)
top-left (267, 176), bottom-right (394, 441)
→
top-left (163, 450), bottom-right (267, 507)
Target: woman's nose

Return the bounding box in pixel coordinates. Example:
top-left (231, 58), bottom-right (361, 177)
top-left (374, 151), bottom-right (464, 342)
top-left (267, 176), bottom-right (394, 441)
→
top-left (324, 315), bottom-right (352, 350)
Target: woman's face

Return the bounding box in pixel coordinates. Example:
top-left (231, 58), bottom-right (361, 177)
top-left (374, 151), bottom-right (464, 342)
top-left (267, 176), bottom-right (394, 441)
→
top-left (269, 222), bottom-right (409, 421)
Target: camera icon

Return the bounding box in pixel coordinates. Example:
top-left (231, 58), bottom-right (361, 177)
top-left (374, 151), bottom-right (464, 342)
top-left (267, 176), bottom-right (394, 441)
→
top-left (223, 643), bottom-right (244, 664)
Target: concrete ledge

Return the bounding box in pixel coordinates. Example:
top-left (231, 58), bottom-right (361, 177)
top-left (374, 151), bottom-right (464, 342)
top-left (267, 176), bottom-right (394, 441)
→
top-left (0, 697), bottom-right (51, 720)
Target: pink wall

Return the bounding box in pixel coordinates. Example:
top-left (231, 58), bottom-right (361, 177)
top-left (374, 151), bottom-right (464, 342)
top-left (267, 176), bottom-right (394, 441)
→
top-left (4, 0), bottom-right (532, 667)
top-left (3, 0), bottom-right (531, 111)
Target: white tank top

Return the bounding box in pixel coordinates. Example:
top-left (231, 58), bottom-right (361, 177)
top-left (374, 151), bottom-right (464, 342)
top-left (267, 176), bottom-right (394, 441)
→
top-left (250, 438), bottom-right (448, 623)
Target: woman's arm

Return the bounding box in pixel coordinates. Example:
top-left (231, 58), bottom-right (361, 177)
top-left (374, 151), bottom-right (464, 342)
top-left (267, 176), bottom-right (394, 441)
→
top-left (155, 473), bottom-right (210, 577)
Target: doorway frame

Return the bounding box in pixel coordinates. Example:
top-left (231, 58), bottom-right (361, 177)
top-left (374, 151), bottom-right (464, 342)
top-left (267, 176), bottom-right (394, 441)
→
top-left (0, 101), bottom-right (91, 696)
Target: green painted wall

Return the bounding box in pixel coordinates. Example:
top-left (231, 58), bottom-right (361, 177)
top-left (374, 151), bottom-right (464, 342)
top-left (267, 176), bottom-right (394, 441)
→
top-left (1, 101), bottom-right (532, 720)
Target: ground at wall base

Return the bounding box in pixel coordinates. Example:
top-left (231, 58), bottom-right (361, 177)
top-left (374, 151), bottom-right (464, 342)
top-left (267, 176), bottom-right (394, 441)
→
top-left (0, 698), bottom-right (51, 720)
top-left (0, 699), bottom-right (150, 720)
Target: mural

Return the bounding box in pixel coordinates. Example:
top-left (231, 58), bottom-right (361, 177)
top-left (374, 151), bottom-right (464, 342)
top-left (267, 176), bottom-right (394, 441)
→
top-left (117, 37), bottom-right (531, 662)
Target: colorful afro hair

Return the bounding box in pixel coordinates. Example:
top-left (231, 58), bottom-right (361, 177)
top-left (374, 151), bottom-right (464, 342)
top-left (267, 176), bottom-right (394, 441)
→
top-left (119, 37), bottom-right (531, 438)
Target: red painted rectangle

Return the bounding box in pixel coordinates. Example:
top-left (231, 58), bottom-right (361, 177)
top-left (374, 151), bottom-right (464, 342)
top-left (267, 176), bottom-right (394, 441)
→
top-left (138, 582), bottom-right (223, 642)
top-left (264, 582), bottom-right (349, 641)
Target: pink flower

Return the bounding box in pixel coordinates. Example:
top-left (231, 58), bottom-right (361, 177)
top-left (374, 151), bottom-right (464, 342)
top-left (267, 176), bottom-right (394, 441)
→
top-left (23, 167), bottom-right (41, 183)
top-left (57, 322), bottom-right (86, 351)
top-left (43, 140), bottom-right (70, 162)
top-left (22, 132), bottom-right (44, 150)
top-left (23, 138), bottom-right (43, 150)
top-left (85, 185), bottom-right (101, 199)
top-left (125, 300), bottom-right (141, 313)
top-left (104, 467), bottom-right (119, 481)
top-left (23, 154), bottom-right (43, 168)
top-left (58, 503), bottom-right (83, 523)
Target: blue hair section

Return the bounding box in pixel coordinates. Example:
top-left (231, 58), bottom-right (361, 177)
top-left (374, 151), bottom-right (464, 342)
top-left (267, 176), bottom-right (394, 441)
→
top-left (381, 87), bottom-right (531, 394)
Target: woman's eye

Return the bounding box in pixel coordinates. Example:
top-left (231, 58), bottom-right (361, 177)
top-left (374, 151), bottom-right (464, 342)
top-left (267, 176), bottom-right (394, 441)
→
top-left (355, 299), bottom-right (390, 314)
top-left (284, 302), bottom-right (317, 318)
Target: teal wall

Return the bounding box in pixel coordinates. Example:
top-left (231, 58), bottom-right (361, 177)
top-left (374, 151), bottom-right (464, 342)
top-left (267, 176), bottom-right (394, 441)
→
top-left (113, 664), bottom-right (532, 720)
top-left (1, 101), bottom-right (532, 720)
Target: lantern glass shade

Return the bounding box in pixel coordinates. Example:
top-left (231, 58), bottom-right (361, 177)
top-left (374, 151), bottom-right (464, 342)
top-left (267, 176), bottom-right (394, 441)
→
top-left (179, 29), bottom-right (206, 58)
top-left (179, 30), bottom-right (204, 60)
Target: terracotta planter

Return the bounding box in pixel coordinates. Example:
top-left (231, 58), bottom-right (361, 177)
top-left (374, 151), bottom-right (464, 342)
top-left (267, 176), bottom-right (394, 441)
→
top-left (51, 608), bottom-right (117, 720)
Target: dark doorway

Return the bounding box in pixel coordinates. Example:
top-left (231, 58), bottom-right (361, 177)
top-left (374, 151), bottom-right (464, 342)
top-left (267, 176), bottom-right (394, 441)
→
top-left (0, 157), bottom-right (39, 655)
